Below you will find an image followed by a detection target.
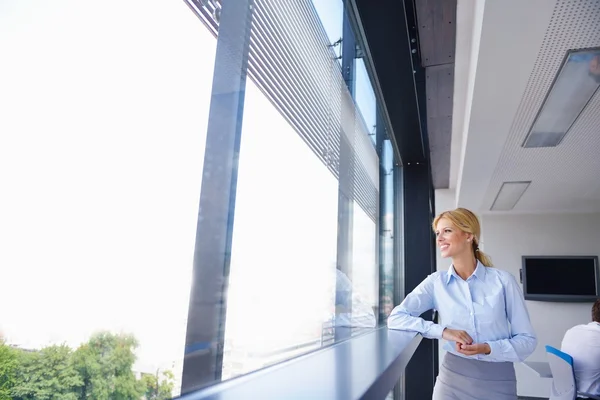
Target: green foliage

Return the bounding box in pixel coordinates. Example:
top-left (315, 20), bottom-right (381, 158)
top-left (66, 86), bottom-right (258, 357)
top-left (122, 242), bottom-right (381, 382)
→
top-left (0, 342), bottom-right (18, 400)
top-left (0, 333), bottom-right (174, 400)
top-left (71, 332), bottom-right (144, 400)
top-left (141, 370), bottom-right (175, 400)
top-left (11, 344), bottom-right (82, 400)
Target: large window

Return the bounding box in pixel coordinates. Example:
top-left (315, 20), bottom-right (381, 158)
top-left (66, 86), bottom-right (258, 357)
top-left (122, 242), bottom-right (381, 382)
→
top-left (1, 0), bottom-right (397, 398)
top-left (0, 0), bottom-right (215, 397)
top-left (222, 80), bottom-right (339, 380)
top-left (182, 0), bottom-right (387, 393)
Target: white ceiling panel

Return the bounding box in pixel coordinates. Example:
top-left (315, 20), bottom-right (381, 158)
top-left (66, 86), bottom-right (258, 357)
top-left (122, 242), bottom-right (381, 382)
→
top-left (454, 0), bottom-right (600, 214)
top-left (482, 0), bottom-right (600, 213)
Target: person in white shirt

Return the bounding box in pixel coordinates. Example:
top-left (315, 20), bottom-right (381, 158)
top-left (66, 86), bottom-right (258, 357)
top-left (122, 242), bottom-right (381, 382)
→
top-left (561, 299), bottom-right (600, 398)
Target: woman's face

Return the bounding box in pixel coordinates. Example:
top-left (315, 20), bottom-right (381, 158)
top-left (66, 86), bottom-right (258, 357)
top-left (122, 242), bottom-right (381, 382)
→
top-left (435, 217), bottom-right (472, 259)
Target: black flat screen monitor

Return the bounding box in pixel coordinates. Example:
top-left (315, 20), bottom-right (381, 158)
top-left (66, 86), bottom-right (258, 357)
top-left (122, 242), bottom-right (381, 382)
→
top-left (521, 256), bottom-right (600, 302)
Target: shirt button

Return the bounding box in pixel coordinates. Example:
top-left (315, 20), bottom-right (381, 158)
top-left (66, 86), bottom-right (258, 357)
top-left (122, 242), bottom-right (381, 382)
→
top-left (470, 312), bottom-right (474, 316)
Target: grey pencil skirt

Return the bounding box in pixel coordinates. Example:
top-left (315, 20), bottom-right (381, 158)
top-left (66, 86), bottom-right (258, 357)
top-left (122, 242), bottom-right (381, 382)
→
top-left (432, 352), bottom-right (517, 400)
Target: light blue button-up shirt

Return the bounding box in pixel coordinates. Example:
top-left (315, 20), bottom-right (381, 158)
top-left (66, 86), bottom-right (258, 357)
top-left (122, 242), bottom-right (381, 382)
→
top-left (387, 262), bottom-right (537, 362)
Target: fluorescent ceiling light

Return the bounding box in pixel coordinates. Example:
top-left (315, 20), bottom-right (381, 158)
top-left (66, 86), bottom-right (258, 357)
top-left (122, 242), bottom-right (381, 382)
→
top-left (523, 48), bottom-right (600, 148)
top-left (490, 181), bottom-right (531, 211)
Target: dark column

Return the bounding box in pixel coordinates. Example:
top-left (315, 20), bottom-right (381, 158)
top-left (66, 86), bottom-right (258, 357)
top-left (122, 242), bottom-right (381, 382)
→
top-left (393, 165), bottom-right (405, 308)
top-left (402, 163), bottom-right (437, 400)
top-left (392, 163), bottom-right (405, 400)
top-left (181, 0), bottom-right (253, 394)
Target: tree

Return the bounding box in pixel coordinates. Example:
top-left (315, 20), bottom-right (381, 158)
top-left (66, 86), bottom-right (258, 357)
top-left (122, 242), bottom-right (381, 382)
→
top-left (3, 332), bottom-right (171, 400)
top-left (0, 341), bottom-right (18, 400)
top-left (11, 344), bottom-right (82, 400)
top-left (71, 332), bottom-right (144, 400)
top-left (141, 369), bottom-right (175, 400)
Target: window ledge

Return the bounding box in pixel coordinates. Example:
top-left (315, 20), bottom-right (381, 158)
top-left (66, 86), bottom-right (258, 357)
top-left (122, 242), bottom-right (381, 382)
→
top-left (178, 327), bottom-right (422, 400)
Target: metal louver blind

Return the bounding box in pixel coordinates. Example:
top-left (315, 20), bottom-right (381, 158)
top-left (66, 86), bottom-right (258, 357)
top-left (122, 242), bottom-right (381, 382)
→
top-left (186, 0), bottom-right (379, 222)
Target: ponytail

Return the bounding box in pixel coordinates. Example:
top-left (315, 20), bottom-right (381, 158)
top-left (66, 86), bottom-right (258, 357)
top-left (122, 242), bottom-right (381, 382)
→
top-left (472, 241), bottom-right (493, 267)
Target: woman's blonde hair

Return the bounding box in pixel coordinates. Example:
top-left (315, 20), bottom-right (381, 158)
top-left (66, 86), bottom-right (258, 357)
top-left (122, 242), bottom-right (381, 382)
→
top-left (432, 207), bottom-right (493, 267)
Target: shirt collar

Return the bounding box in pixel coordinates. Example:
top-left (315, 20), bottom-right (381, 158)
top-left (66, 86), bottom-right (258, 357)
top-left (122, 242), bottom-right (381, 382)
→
top-left (446, 260), bottom-right (486, 284)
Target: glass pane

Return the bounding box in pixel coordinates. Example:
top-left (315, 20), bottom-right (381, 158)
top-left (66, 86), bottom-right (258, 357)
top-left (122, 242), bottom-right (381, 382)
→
top-left (380, 139), bottom-right (396, 319)
top-left (352, 202), bottom-right (378, 323)
top-left (356, 58), bottom-right (377, 144)
top-left (311, 0), bottom-right (343, 59)
top-left (223, 80), bottom-right (339, 379)
top-left (0, 1), bottom-right (215, 398)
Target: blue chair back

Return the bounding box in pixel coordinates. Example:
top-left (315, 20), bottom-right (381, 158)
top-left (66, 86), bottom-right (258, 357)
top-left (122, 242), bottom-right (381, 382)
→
top-left (545, 345), bottom-right (576, 400)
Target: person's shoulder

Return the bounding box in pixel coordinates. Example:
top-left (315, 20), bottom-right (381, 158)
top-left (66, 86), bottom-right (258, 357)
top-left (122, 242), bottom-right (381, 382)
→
top-left (485, 267), bottom-right (518, 283)
top-left (578, 322), bottom-right (600, 332)
top-left (422, 270), bottom-right (446, 285)
top-left (429, 270), bottom-right (447, 280)
top-left (564, 323), bottom-right (589, 336)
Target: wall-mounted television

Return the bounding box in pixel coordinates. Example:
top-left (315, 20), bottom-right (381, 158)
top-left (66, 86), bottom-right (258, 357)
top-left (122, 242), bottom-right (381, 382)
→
top-left (521, 256), bottom-right (600, 302)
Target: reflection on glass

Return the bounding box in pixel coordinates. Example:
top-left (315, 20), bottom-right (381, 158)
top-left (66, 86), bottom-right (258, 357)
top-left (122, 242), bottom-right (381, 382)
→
top-left (380, 140), bottom-right (395, 320)
top-left (352, 202), bottom-right (378, 320)
top-left (333, 269), bottom-right (377, 328)
top-left (0, 0), bottom-right (215, 397)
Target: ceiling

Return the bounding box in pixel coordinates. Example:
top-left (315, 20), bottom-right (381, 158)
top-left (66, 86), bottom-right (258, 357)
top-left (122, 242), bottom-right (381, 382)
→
top-left (416, 0), bottom-right (456, 189)
top-left (451, 0), bottom-right (600, 214)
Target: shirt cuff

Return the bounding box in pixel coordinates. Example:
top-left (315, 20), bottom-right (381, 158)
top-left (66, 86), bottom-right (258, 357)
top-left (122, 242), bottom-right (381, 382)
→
top-left (426, 324), bottom-right (445, 339)
top-left (486, 340), bottom-right (500, 356)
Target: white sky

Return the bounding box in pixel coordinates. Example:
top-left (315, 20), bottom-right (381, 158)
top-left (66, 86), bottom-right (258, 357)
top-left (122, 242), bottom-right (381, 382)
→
top-left (0, 0), bottom-right (213, 373)
top-left (0, 0), bottom-right (378, 388)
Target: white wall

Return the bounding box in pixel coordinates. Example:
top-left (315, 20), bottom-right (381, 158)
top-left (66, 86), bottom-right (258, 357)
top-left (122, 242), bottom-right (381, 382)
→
top-left (482, 213), bottom-right (600, 398)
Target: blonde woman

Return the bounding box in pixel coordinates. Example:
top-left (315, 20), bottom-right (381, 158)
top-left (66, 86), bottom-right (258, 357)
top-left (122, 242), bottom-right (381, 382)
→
top-left (388, 208), bottom-right (536, 400)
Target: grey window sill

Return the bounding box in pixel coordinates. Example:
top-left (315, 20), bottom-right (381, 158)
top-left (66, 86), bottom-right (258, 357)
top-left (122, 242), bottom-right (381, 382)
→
top-left (177, 327), bottom-right (422, 400)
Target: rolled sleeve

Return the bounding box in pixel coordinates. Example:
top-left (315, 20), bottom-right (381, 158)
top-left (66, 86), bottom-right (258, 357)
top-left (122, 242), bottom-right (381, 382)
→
top-left (387, 273), bottom-right (444, 339)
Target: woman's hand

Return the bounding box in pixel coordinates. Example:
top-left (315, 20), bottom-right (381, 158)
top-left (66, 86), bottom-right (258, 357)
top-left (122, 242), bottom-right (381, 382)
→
top-left (455, 342), bottom-right (491, 356)
top-left (442, 328), bottom-right (473, 345)
top-left (443, 328), bottom-right (491, 356)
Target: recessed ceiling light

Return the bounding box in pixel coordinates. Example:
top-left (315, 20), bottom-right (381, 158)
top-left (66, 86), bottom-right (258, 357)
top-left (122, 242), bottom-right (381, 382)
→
top-left (523, 48), bottom-right (600, 148)
top-left (491, 181), bottom-right (531, 211)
